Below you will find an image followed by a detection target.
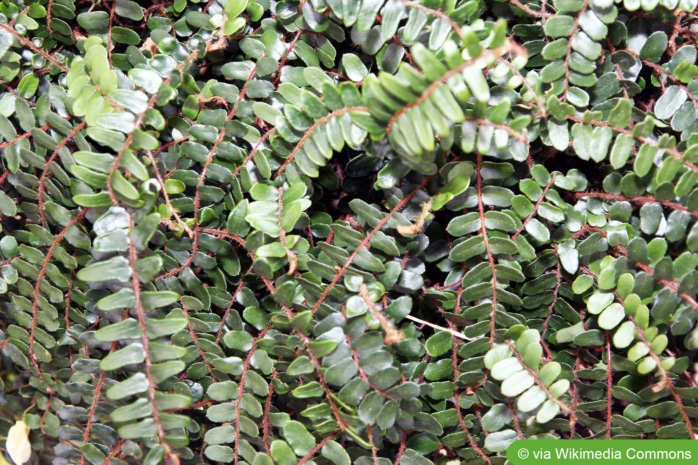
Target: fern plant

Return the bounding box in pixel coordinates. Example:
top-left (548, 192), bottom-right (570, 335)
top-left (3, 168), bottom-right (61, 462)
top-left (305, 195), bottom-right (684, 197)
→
top-left (0, 0), bottom-right (698, 464)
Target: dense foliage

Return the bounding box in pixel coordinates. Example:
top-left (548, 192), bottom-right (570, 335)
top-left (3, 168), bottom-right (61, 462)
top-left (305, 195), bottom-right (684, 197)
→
top-left (1, 0), bottom-right (698, 463)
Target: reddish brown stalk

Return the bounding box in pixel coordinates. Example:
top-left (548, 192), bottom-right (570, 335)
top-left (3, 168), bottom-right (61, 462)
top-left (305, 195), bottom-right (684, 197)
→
top-left (667, 11), bottom-right (686, 56)
top-left (181, 298), bottom-right (218, 382)
top-left (559, 0), bottom-right (589, 100)
top-left (401, 1), bottom-right (465, 38)
top-left (128, 216), bottom-right (174, 460)
top-left (613, 244), bottom-right (698, 310)
top-left (467, 116), bottom-right (529, 144)
top-left (158, 66), bottom-right (258, 279)
top-left (476, 154), bottom-right (500, 347)
top-left (0, 123), bottom-right (51, 151)
top-left (297, 432), bottom-right (339, 465)
top-left (258, 277), bottom-right (348, 432)
top-left (366, 425), bottom-right (381, 464)
top-left (572, 192), bottom-right (698, 219)
top-left (309, 175), bottom-right (434, 315)
top-left (234, 325), bottom-right (271, 465)
top-left (541, 259), bottom-right (561, 360)
top-left (625, 313), bottom-right (695, 438)
top-left (80, 369), bottom-right (108, 463)
top-left (626, 49), bottom-right (697, 105)
top-left (346, 334), bottom-right (394, 399)
top-left (498, 58), bottom-right (546, 118)
top-left (194, 66), bottom-right (256, 217)
top-left (569, 355), bottom-right (581, 438)
top-left (274, 106), bottom-right (369, 177)
top-left (565, 114), bottom-right (698, 174)
top-left (508, 397), bottom-right (525, 439)
top-left (37, 121), bottom-right (87, 226)
top-left (506, 340), bottom-right (570, 413)
top-left (232, 128), bottom-right (276, 177)
top-left (99, 439), bottom-right (125, 465)
top-left (455, 392), bottom-right (493, 464)
top-left (393, 430), bottom-right (408, 465)
top-left (107, 44), bottom-right (209, 204)
top-left (512, 173), bottom-right (557, 241)
top-left (448, 318), bottom-right (493, 462)
top-left (273, 30), bottom-right (302, 85)
top-left (386, 42), bottom-right (520, 135)
top-left (0, 22), bottom-right (68, 72)
top-left (510, 0), bottom-right (554, 17)
top-left (215, 264), bottom-right (255, 344)
top-left (197, 227), bottom-right (247, 248)
top-left (261, 369), bottom-right (278, 454)
top-left (583, 266), bottom-right (694, 438)
top-left (30, 209), bottom-right (86, 383)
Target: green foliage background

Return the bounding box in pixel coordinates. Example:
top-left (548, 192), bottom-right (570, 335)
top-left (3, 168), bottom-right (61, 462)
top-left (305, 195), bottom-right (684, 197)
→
top-left (1, 0), bottom-right (698, 463)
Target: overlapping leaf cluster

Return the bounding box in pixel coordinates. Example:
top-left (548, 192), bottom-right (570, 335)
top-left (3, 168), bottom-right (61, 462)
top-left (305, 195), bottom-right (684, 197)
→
top-left (1, 0), bottom-right (698, 463)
